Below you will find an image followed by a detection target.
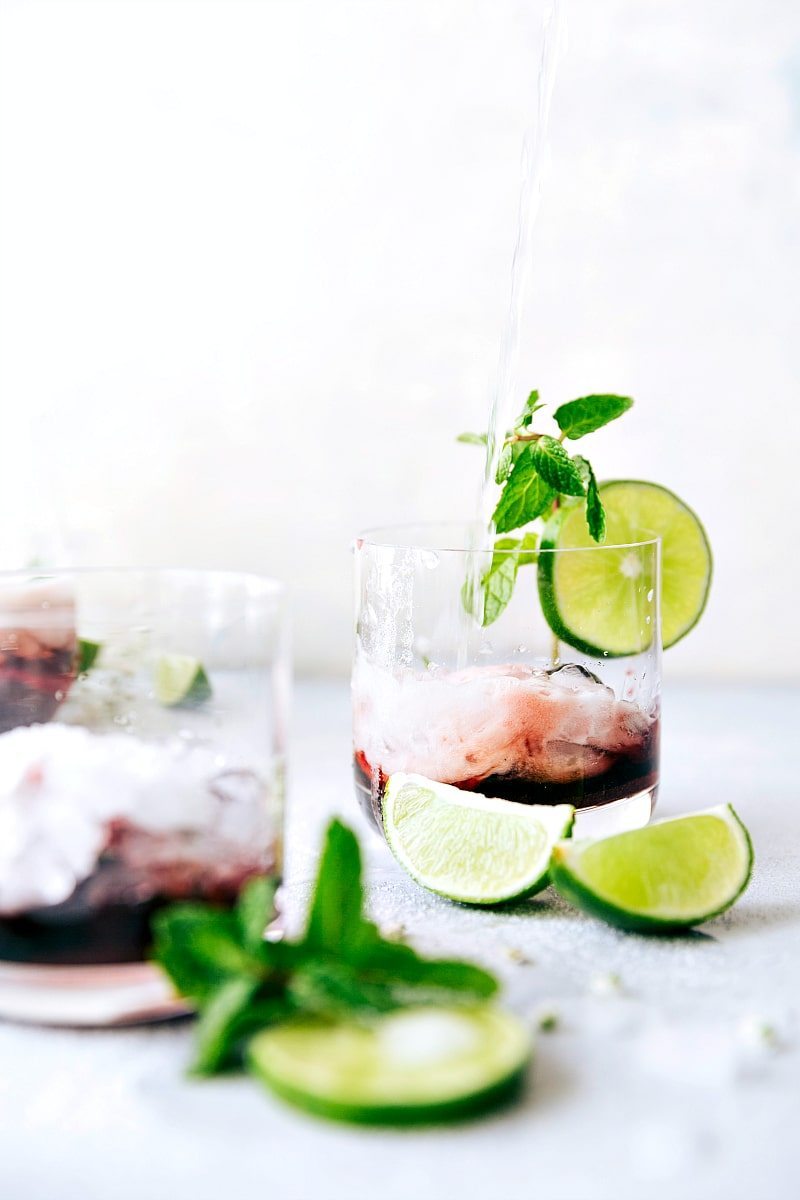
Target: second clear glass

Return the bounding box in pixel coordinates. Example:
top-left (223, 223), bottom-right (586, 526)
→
top-left (0, 568), bottom-right (288, 1025)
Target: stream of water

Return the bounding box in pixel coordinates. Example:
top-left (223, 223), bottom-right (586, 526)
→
top-left (459, 0), bottom-right (564, 658)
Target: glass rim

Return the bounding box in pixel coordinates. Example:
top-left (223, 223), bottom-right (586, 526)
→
top-left (356, 521), bottom-right (660, 555)
top-left (0, 566), bottom-right (286, 598)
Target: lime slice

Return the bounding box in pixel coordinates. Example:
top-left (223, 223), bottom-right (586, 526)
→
top-left (550, 805), bottom-right (753, 932)
top-left (248, 1005), bottom-right (531, 1125)
top-left (154, 653), bottom-right (212, 707)
top-left (538, 480), bottom-right (712, 654)
top-left (383, 773), bottom-right (574, 906)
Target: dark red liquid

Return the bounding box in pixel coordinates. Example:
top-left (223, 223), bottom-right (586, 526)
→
top-left (0, 893), bottom-right (168, 966)
top-left (0, 647), bottom-right (75, 733)
top-left (0, 843), bottom-right (270, 966)
top-left (353, 720), bottom-right (660, 833)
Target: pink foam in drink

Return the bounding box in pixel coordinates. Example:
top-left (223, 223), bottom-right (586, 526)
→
top-left (352, 659), bottom-right (659, 828)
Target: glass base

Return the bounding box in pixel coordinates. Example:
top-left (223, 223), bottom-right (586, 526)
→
top-left (0, 961), bottom-right (191, 1027)
top-left (572, 784), bottom-right (657, 838)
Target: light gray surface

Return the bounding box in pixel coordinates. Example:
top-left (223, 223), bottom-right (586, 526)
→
top-left (1, 681), bottom-right (797, 1200)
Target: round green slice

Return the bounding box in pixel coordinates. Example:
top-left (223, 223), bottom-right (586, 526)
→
top-left (154, 653), bottom-right (212, 707)
top-left (550, 804), bottom-right (753, 932)
top-left (538, 479), bottom-right (712, 655)
top-left (383, 773), bottom-right (574, 906)
top-left (248, 1005), bottom-right (531, 1125)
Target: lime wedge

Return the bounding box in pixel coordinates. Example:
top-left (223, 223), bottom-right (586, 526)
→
top-left (538, 479), bottom-right (712, 654)
top-left (550, 805), bottom-right (753, 932)
top-left (248, 1005), bottom-right (531, 1125)
top-left (383, 773), bottom-right (574, 906)
top-left (77, 638), bottom-right (102, 673)
top-left (154, 653), bottom-right (212, 707)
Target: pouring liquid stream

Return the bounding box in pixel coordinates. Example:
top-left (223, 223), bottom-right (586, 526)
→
top-left (458, 0), bottom-right (564, 665)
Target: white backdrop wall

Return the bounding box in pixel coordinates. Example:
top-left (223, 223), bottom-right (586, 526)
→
top-left (0, 0), bottom-right (797, 679)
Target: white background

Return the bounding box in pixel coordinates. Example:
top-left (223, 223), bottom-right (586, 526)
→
top-left (0, 0), bottom-right (797, 678)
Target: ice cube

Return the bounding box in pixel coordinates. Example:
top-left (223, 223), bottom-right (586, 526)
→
top-left (352, 658), bottom-right (654, 787)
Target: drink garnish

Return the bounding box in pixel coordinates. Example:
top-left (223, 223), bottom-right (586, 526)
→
top-left (382, 773), bottom-right (574, 905)
top-left (459, 390), bottom-right (712, 649)
top-left (77, 639), bottom-right (102, 673)
top-left (541, 480), bottom-right (712, 651)
top-left (154, 653), bottom-right (213, 707)
top-left (550, 806), bottom-right (753, 932)
top-left (460, 389), bottom-right (633, 624)
top-left (247, 1004), bottom-right (531, 1126)
top-left (152, 819), bottom-right (499, 1078)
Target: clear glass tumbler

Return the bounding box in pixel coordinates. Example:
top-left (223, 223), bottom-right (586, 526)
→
top-left (0, 569), bottom-right (288, 1025)
top-left (353, 523), bottom-right (660, 840)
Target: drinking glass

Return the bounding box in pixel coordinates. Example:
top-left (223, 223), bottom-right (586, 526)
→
top-left (0, 569), bottom-right (288, 1025)
top-left (353, 523), bottom-right (660, 839)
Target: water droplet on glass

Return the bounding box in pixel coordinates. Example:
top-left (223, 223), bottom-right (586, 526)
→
top-left (419, 550), bottom-right (439, 570)
top-left (54, 689), bottom-right (64, 701)
top-left (647, 589), bottom-right (654, 603)
top-left (645, 615), bottom-right (651, 625)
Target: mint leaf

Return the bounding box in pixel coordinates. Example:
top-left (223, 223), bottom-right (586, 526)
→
top-left (350, 936), bottom-right (497, 1000)
top-left (190, 978), bottom-right (261, 1075)
top-left (572, 456), bottom-right (606, 542)
top-left (492, 448), bottom-right (556, 534)
top-left (481, 542), bottom-right (519, 626)
top-left (513, 390), bottom-right (544, 430)
top-left (191, 986), bottom-right (292, 1076)
top-left (303, 819), bottom-right (365, 954)
top-left (531, 437), bottom-right (586, 497)
top-left (289, 960), bottom-right (398, 1018)
top-left (495, 439), bottom-right (528, 485)
top-left (495, 442), bottom-right (513, 484)
top-left (237, 875), bottom-right (277, 951)
top-left (516, 530), bottom-right (540, 566)
top-left (475, 533), bottom-right (539, 627)
top-left (456, 431), bottom-right (487, 445)
top-left (151, 907), bottom-right (244, 1001)
top-left (187, 924), bottom-right (268, 978)
top-left (554, 394), bottom-right (633, 440)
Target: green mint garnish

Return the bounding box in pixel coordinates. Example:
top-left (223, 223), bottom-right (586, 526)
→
top-left (458, 388), bottom-right (634, 623)
top-left (574, 455), bottom-right (606, 543)
top-left (152, 819), bottom-right (497, 1077)
top-left (531, 436), bottom-right (586, 497)
top-left (456, 431), bottom-right (488, 446)
top-left (493, 449), bottom-right (556, 534)
top-left (553, 393), bottom-right (632, 440)
top-left (480, 534), bottom-right (539, 626)
top-left (512, 389), bottom-right (545, 430)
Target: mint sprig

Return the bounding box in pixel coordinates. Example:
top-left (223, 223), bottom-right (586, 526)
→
top-left (480, 534), bottom-right (539, 626)
top-left (459, 389), bottom-right (634, 624)
top-left (493, 449), bottom-right (556, 533)
top-left (531, 436), bottom-right (586, 496)
top-left (152, 819), bottom-right (497, 1076)
top-left (554, 394), bottom-right (632, 440)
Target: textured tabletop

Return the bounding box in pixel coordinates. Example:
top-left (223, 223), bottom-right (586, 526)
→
top-left (1, 681), bottom-right (797, 1200)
